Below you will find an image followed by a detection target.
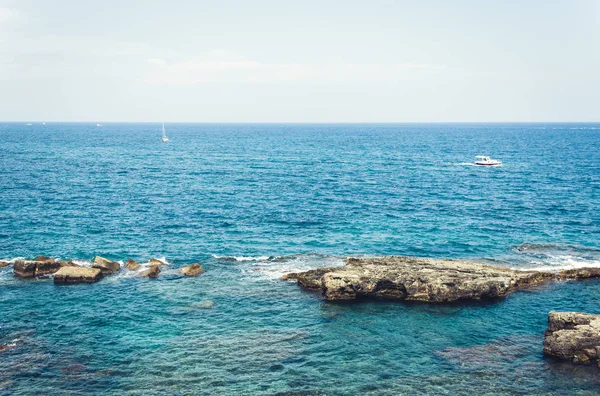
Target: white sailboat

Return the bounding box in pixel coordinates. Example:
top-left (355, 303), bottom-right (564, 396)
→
top-left (161, 122), bottom-right (169, 142)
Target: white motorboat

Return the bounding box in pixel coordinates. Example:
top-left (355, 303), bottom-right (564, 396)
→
top-left (475, 156), bottom-right (501, 166)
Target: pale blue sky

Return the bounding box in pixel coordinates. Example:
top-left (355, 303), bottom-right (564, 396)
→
top-left (0, 0), bottom-right (598, 122)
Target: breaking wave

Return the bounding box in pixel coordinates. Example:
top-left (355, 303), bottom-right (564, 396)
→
top-left (213, 253), bottom-right (346, 281)
top-left (511, 243), bottom-right (600, 271)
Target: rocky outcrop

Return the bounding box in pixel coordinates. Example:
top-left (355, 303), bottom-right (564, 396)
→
top-left (558, 267), bottom-right (600, 279)
top-left (92, 256), bottom-right (120, 274)
top-left (139, 266), bottom-right (160, 278)
top-left (282, 256), bottom-right (600, 302)
top-left (543, 311), bottom-right (600, 366)
top-left (54, 267), bottom-right (103, 284)
top-left (0, 260), bottom-right (11, 268)
top-left (180, 263), bottom-right (204, 277)
top-left (281, 268), bottom-right (339, 290)
top-left (13, 258), bottom-right (61, 278)
top-left (125, 259), bottom-right (141, 271)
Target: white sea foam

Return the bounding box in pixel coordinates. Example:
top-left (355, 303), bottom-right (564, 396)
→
top-left (515, 255), bottom-right (600, 272)
top-left (212, 254), bottom-right (273, 262)
top-left (225, 253), bottom-right (346, 281)
top-left (72, 259), bottom-right (93, 267)
top-left (511, 243), bottom-right (600, 272)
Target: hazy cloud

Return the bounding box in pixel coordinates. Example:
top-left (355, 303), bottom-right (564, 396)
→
top-left (0, 7), bottom-right (19, 24)
top-left (144, 53), bottom-right (441, 84)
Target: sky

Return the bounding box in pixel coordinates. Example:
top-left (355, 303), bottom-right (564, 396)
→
top-left (0, 0), bottom-right (599, 122)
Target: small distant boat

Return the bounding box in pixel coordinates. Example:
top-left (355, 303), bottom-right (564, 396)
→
top-left (42, 122), bottom-right (46, 125)
top-left (97, 123), bottom-right (102, 127)
top-left (25, 123), bottom-right (32, 126)
top-left (475, 156), bottom-right (502, 166)
top-left (161, 122), bottom-right (169, 142)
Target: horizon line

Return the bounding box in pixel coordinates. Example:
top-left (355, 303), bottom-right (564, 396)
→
top-left (3, 121), bottom-right (600, 124)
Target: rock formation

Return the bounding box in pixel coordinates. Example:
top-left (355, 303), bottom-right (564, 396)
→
top-left (282, 256), bottom-right (600, 302)
top-left (92, 256), bottom-right (120, 274)
top-left (139, 265), bottom-right (160, 278)
top-left (13, 258), bottom-right (61, 278)
top-left (149, 258), bottom-right (166, 267)
top-left (0, 260), bottom-right (11, 268)
top-left (59, 260), bottom-right (80, 268)
top-left (543, 311), bottom-right (600, 366)
top-left (54, 267), bottom-right (103, 284)
top-left (125, 259), bottom-right (141, 271)
top-left (34, 255), bottom-right (54, 262)
top-left (180, 263), bottom-right (204, 276)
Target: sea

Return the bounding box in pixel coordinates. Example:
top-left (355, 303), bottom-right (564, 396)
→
top-left (1, 122), bottom-right (599, 395)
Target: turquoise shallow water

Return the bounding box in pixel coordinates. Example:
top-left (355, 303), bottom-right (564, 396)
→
top-left (1, 123), bottom-right (600, 394)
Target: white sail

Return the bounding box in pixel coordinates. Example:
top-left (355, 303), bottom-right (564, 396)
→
top-left (162, 122), bottom-right (169, 142)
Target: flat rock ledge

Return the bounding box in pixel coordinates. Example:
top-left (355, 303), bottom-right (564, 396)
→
top-left (281, 256), bottom-right (600, 302)
top-left (54, 267), bottom-right (103, 285)
top-left (543, 311), bottom-right (600, 366)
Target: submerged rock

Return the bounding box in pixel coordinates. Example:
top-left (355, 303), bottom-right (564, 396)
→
top-left (191, 300), bottom-right (215, 309)
top-left (543, 311), bottom-right (600, 366)
top-left (125, 259), bottom-right (141, 271)
top-left (0, 343), bottom-right (16, 353)
top-left (92, 256), bottom-right (120, 274)
top-left (13, 258), bottom-right (61, 278)
top-left (139, 265), bottom-right (160, 278)
top-left (54, 267), bottom-right (103, 285)
top-left (281, 256), bottom-right (600, 302)
top-left (180, 263), bottom-right (204, 277)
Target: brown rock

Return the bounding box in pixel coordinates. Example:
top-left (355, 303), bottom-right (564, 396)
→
top-left (282, 256), bottom-right (600, 302)
top-left (34, 255), bottom-right (55, 263)
top-left (140, 266), bottom-right (160, 278)
top-left (281, 267), bottom-right (336, 290)
top-left (36, 259), bottom-right (62, 277)
top-left (572, 352), bottom-right (592, 365)
top-left (125, 259), bottom-right (141, 271)
top-left (59, 260), bottom-right (80, 267)
top-left (559, 267), bottom-right (600, 279)
top-left (543, 311), bottom-right (600, 366)
top-left (92, 256), bottom-right (120, 274)
top-left (149, 258), bottom-right (166, 267)
top-left (0, 343), bottom-right (16, 353)
top-left (54, 267), bottom-right (103, 284)
top-left (180, 263), bottom-right (204, 277)
top-left (0, 260), bottom-right (11, 268)
top-left (13, 259), bottom-right (61, 278)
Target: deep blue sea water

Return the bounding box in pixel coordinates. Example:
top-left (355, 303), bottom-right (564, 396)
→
top-left (1, 122), bottom-right (600, 395)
